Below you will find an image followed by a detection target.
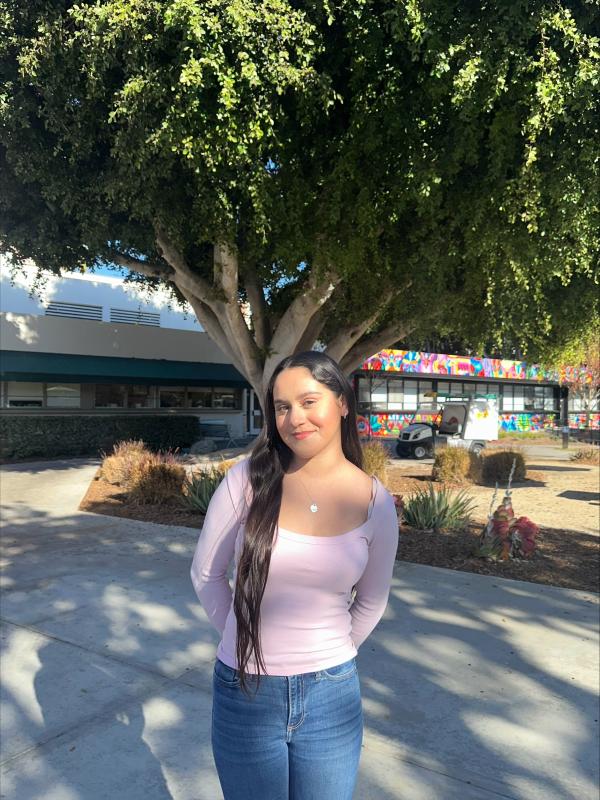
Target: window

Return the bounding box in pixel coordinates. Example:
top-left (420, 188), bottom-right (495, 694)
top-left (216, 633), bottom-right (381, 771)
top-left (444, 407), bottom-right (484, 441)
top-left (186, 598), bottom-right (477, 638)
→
top-left (388, 379), bottom-right (403, 410)
top-left (160, 387), bottom-right (185, 408)
top-left (7, 382), bottom-right (43, 408)
top-left (188, 388), bottom-right (212, 408)
top-left (95, 385), bottom-right (127, 408)
top-left (524, 385), bottom-right (536, 411)
top-left (371, 378), bottom-right (388, 411)
top-left (403, 381), bottom-right (418, 409)
top-left (418, 381), bottom-right (434, 404)
top-left (127, 385), bottom-right (153, 409)
top-left (213, 387), bottom-right (241, 409)
top-left (47, 384), bottom-right (81, 408)
top-left (357, 377), bottom-right (370, 405)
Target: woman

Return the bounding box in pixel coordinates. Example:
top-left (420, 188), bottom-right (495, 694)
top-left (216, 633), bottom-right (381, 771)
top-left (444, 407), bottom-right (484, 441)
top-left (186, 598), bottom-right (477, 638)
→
top-left (190, 350), bottom-right (399, 799)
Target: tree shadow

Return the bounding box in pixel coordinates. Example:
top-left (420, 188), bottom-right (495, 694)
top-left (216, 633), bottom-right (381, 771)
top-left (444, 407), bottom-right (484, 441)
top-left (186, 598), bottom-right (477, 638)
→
top-left (1, 464), bottom-right (598, 799)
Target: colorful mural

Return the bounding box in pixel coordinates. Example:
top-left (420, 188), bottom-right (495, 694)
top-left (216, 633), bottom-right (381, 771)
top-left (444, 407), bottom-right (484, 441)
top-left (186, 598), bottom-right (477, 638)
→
top-left (357, 412), bottom-right (558, 437)
top-left (499, 413), bottom-right (557, 433)
top-left (360, 349), bottom-right (559, 382)
top-left (569, 413), bottom-right (600, 431)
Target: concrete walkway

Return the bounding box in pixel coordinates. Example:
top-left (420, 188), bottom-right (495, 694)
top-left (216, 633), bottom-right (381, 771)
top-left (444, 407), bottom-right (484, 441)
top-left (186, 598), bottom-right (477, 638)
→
top-left (1, 459), bottom-right (598, 800)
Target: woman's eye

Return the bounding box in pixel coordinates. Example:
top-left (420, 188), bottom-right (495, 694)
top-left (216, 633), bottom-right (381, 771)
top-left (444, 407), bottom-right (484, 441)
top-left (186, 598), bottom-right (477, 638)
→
top-left (276, 400), bottom-right (315, 412)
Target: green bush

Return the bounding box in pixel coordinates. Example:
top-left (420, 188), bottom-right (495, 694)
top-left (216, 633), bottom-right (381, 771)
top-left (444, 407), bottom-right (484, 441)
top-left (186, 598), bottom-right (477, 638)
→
top-left (402, 484), bottom-right (476, 533)
top-left (361, 440), bottom-right (388, 484)
top-left (432, 448), bottom-right (481, 483)
top-left (480, 450), bottom-right (526, 484)
top-left (180, 465), bottom-right (228, 513)
top-left (0, 415), bottom-right (200, 460)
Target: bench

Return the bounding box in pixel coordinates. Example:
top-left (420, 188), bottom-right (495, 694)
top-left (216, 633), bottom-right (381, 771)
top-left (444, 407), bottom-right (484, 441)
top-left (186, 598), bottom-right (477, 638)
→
top-left (198, 420), bottom-right (248, 449)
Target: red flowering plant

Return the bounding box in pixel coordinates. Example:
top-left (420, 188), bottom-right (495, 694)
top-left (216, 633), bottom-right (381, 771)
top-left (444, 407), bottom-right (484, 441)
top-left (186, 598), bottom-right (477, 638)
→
top-left (475, 459), bottom-right (539, 561)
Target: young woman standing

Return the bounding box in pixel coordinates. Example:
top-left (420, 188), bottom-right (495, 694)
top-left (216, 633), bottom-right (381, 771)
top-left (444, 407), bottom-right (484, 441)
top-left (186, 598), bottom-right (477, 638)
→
top-left (191, 350), bottom-right (399, 799)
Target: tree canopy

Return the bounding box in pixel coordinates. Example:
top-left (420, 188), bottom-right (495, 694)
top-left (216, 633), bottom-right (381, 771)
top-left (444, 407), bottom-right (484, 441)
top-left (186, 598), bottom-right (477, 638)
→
top-left (2, 0), bottom-right (599, 403)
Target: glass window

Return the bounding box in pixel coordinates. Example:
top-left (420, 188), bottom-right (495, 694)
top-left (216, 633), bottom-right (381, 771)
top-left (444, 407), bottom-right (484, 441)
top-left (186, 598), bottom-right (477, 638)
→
top-left (404, 381), bottom-right (418, 409)
top-left (7, 381), bottom-right (43, 408)
top-left (47, 384), bottom-right (81, 408)
top-left (418, 381), bottom-right (434, 404)
top-left (371, 378), bottom-right (387, 410)
top-left (213, 387), bottom-right (241, 409)
top-left (188, 388), bottom-right (212, 408)
top-left (544, 388), bottom-right (557, 411)
top-left (462, 382), bottom-right (477, 397)
top-left (524, 385), bottom-right (536, 411)
top-left (388, 379), bottom-right (403, 410)
top-left (95, 384), bottom-right (127, 408)
top-left (436, 381), bottom-right (451, 400)
top-left (159, 387), bottom-right (185, 408)
top-left (449, 382), bottom-right (464, 397)
top-left (513, 385), bottom-right (525, 411)
top-left (357, 377), bottom-right (370, 405)
top-left (502, 385), bottom-right (513, 412)
top-left (127, 385), bottom-right (153, 409)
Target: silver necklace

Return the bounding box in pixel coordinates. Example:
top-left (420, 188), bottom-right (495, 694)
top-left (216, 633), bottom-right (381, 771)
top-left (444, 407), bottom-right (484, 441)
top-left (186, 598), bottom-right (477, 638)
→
top-left (295, 473), bottom-right (319, 513)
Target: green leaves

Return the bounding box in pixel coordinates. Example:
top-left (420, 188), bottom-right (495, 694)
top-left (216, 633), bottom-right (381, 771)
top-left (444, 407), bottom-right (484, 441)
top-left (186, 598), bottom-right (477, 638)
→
top-left (1, 1), bottom-right (598, 358)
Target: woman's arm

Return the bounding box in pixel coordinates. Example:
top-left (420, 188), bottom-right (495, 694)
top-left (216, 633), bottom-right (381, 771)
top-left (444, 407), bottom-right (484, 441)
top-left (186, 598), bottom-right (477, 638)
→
top-left (350, 495), bottom-right (399, 649)
top-left (190, 460), bottom-right (248, 634)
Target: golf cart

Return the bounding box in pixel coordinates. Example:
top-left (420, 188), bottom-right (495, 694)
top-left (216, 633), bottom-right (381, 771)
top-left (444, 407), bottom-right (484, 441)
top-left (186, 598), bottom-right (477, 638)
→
top-left (396, 396), bottom-right (499, 459)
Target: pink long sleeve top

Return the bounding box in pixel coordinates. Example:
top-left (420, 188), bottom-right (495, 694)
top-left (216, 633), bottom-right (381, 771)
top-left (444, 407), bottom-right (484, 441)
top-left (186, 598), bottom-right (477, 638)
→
top-left (190, 458), bottom-right (399, 676)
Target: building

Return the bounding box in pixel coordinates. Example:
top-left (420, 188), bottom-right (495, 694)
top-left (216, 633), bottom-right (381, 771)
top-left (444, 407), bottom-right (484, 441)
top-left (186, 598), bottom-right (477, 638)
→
top-left (1, 261), bottom-right (597, 439)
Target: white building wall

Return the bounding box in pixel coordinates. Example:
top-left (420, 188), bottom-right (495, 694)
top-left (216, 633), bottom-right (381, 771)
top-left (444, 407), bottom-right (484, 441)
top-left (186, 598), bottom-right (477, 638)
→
top-left (1, 313), bottom-right (230, 362)
top-left (0, 258), bottom-right (204, 331)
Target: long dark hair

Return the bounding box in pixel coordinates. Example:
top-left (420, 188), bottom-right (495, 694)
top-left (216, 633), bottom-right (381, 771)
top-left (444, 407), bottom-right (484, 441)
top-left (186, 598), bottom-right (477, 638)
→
top-left (233, 350), bottom-right (364, 697)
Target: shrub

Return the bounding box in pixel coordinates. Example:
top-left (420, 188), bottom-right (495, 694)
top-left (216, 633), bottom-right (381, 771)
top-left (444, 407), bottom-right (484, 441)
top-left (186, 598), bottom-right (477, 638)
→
top-left (181, 465), bottom-right (226, 513)
top-left (128, 453), bottom-right (187, 505)
top-left (402, 484), bottom-right (476, 533)
top-left (0, 415), bottom-right (200, 460)
top-left (362, 440), bottom-right (388, 484)
top-left (100, 439), bottom-right (151, 486)
top-left (480, 450), bottom-right (526, 484)
top-left (475, 491), bottom-right (540, 560)
top-left (432, 448), bottom-right (481, 483)
top-left (570, 448), bottom-right (600, 466)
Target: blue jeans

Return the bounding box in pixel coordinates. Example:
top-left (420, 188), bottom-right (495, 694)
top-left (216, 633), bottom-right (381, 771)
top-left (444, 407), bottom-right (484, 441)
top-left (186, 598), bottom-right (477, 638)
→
top-left (211, 656), bottom-right (363, 799)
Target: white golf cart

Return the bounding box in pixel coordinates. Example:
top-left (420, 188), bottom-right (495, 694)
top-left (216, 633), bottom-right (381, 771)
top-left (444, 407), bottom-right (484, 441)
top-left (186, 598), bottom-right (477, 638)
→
top-left (396, 396), bottom-right (499, 459)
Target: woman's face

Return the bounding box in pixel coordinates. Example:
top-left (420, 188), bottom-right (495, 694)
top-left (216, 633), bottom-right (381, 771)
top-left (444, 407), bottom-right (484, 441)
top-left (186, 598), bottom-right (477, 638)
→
top-left (272, 367), bottom-right (348, 455)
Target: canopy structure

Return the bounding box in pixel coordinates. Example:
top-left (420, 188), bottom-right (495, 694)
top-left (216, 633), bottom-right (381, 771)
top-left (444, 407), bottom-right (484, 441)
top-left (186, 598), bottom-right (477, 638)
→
top-left (0, 350), bottom-right (249, 387)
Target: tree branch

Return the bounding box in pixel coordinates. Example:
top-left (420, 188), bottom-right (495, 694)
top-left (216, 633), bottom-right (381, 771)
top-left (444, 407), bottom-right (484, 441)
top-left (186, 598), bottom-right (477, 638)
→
top-left (265, 266), bottom-right (343, 383)
top-left (109, 252), bottom-right (174, 282)
top-left (326, 288), bottom-right (406, 364)
top-left (243, 266), bottom-right (272, 350)
top-left (337, 321), bottom-right (417, 376)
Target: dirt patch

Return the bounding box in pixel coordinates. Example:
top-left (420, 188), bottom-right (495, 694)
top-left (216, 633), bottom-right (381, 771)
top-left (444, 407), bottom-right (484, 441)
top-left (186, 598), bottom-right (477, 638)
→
top-left (397, 523), bottom-right (599, 593)
top-left (79, 469), bottom-right (203, 529)
top-left (79, 459), bottom-right (599, 593)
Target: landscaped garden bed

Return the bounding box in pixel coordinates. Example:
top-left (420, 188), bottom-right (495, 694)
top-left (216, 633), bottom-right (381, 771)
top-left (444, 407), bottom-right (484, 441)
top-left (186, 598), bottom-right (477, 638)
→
top-left (79, 439), bottom-right (599, 594)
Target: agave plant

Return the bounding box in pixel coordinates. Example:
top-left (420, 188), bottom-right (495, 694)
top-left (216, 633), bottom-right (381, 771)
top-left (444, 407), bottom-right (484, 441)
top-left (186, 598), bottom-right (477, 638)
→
top-left (402, 484), bottom-right (476, 533)
top-left (180, 466), bottom-right (224, 513)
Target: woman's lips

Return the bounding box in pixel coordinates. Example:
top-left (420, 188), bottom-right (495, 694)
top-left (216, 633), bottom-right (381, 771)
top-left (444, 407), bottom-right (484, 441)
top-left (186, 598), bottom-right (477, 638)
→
top-left (292, 431), bottom-right (315, 439)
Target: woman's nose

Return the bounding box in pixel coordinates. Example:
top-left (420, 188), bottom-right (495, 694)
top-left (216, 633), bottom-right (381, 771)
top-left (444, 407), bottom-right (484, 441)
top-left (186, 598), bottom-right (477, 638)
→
top-left (288, 406), bottom-right (307, 426)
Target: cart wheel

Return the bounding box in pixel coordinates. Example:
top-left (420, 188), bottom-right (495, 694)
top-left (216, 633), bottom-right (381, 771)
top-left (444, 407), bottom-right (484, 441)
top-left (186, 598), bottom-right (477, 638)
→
top-left (413, 445), bottom-right (429, 460)
top-left (471, 443), bottom-right (484, 455)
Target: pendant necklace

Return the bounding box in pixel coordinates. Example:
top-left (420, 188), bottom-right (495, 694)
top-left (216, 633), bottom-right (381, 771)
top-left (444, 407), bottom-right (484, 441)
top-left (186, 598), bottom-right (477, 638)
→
top-left (295, 473), bottom-right (319, 513)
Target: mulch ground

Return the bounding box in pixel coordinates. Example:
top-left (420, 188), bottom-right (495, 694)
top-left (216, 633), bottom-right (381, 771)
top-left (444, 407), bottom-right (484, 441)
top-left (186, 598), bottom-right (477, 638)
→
top-left (79, 467), bottom-right (599, 594)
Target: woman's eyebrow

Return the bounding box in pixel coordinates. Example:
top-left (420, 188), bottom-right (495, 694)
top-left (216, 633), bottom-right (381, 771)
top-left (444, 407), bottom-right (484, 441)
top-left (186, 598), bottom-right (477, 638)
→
top-left (274, 391), bottom-right (323, 403)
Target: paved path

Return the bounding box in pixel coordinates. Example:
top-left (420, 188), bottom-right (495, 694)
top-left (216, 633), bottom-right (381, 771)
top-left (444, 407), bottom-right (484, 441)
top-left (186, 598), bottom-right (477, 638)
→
top-left (1, 459), bottom-right (598, 799)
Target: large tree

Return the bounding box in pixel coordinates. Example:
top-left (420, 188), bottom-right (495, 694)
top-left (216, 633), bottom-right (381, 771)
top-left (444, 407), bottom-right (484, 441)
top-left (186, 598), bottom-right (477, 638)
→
top-left (1, 1), bottom-right (599, 406)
